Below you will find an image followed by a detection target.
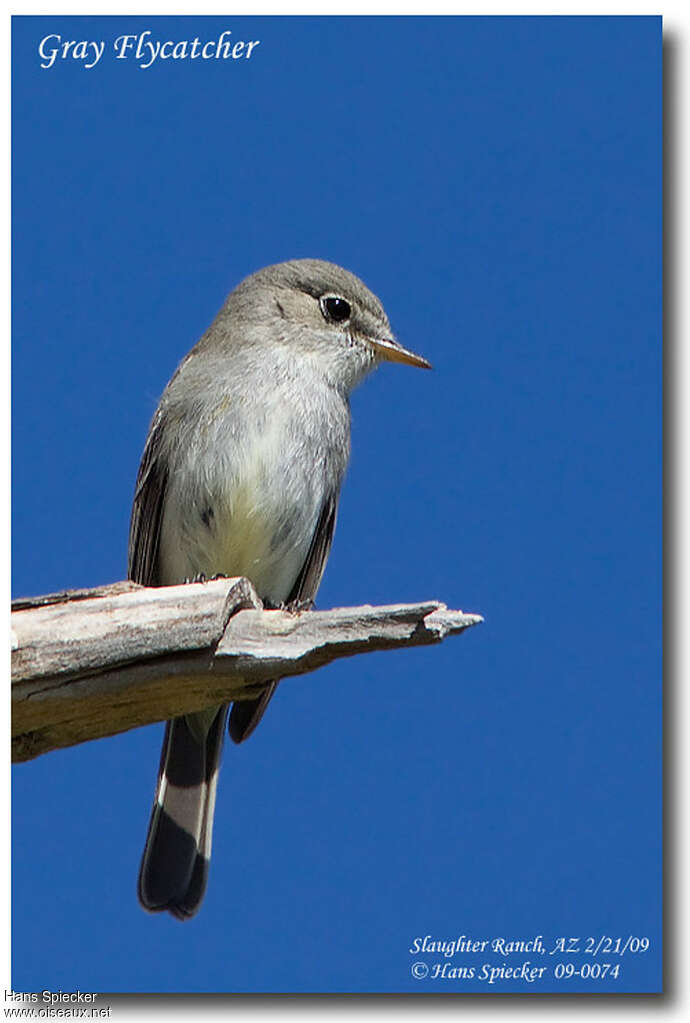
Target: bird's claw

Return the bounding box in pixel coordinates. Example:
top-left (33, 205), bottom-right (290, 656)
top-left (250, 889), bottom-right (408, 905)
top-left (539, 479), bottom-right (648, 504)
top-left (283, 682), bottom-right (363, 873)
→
top-left (184, 572), bottom-right (229, 584)
top-left (263, 597), bottom-right (314, 614)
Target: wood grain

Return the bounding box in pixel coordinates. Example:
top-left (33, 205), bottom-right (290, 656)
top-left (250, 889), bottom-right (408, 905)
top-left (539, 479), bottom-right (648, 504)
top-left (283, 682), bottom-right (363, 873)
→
top-left (11, 578), bottom-right (482, 762)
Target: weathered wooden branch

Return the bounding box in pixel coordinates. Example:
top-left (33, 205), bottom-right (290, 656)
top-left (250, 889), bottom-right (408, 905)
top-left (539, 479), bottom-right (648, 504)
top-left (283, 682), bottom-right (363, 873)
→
top-left (11, 577), bottom-right (482, 763)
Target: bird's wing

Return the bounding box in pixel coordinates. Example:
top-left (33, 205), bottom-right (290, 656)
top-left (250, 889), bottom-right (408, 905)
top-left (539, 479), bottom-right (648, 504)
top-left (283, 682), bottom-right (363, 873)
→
top-left (128, 411), bottom-right (168, 587)
top-left (287, 490), bottom-right (339, 605)
top-left (227, 490), bottom-right (339, 743)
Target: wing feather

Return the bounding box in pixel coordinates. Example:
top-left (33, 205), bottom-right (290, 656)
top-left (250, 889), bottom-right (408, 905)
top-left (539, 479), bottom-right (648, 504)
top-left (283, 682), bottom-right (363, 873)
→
top-left (287, 491), bottom-right (338, 605)
top-left (128, 413), bottom-right (168, 587)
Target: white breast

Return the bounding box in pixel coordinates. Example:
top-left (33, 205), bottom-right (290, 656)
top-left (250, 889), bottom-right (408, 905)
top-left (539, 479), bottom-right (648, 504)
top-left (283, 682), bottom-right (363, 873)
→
top-left (156, 367), bottom-right (348, 604)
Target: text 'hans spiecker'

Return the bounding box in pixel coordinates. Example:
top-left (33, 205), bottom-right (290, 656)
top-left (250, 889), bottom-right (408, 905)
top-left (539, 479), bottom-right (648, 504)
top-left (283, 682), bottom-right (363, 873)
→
top-left (38, 31), bottom-right (260, 70)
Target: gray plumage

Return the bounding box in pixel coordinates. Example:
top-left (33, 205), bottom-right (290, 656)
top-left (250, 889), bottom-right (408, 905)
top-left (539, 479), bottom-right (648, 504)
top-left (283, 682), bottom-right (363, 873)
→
top-left (129, 259), bottom-right (429, 919)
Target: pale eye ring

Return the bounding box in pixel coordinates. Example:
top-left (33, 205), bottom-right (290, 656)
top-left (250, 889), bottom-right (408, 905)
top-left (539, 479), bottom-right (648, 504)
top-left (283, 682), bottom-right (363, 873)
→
top-left (320, 294), bottom-right (351, 324)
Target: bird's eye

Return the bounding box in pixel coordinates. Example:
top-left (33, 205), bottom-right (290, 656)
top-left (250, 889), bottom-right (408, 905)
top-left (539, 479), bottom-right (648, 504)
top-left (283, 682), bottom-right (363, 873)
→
top-left (320, 295), bottom-right (351, 324)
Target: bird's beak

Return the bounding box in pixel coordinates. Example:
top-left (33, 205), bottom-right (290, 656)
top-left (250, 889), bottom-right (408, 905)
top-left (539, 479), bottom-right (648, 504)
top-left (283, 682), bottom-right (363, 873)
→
top-left (370, 336), bottom-right (432, 369)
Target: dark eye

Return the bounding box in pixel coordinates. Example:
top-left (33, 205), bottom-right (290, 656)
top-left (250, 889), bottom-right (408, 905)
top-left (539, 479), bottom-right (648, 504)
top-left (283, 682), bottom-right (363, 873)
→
top-left (320, 295), bottom-right (351, 324)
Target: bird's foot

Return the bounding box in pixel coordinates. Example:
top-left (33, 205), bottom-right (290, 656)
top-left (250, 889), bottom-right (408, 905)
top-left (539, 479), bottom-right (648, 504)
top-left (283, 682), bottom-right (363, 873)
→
top-left (184, 572), bottom-right (229, 584)
top-left (264, 597), bottom-right (314, 614)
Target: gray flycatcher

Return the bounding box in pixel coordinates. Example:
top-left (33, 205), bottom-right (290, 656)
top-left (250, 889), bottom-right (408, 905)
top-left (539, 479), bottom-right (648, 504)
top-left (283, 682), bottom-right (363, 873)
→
top-left (129, 259), bottom-right (430, 919)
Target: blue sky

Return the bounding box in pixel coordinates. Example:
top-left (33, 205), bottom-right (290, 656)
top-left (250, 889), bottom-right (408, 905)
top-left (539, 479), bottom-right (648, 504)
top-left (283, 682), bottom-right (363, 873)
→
top-left (12, 16), bottom-right (661, 993)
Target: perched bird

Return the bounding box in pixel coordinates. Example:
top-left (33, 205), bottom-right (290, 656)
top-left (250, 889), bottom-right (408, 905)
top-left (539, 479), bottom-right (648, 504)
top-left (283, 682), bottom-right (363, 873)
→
top-left (129, 259), bottom-right (430, 919)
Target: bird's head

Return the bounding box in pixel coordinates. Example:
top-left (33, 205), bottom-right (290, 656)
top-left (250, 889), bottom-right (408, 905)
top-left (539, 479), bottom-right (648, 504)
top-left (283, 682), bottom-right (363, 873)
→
top-left (223, 258), bottom-right (431, 392)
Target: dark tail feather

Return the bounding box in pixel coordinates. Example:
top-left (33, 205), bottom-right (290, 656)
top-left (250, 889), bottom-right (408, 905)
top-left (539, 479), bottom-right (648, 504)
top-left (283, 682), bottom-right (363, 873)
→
top-left (228, 682), bottom-right (278, 744)
top-left (138, 707), bottom-right (227, 919)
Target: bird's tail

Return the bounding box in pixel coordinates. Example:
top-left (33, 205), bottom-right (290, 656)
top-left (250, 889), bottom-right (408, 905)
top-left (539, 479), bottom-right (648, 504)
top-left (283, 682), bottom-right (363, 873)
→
top-left (138, 706), bottom-right (227, 920)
